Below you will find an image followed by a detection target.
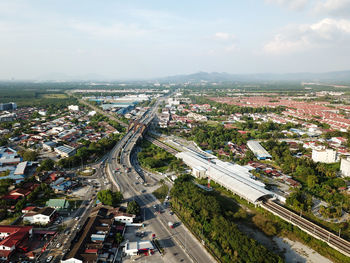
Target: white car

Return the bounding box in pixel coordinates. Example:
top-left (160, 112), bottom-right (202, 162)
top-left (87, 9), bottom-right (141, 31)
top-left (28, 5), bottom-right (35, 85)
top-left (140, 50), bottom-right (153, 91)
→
top-left (46, 256), bottom-right (53, 262)
top-left (56, 243), bottom-right (61, 248)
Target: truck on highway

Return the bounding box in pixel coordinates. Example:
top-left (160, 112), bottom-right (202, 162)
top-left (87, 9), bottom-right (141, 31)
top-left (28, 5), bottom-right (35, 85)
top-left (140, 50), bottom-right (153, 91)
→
top-left (168, 222), bottom-right (174, 229)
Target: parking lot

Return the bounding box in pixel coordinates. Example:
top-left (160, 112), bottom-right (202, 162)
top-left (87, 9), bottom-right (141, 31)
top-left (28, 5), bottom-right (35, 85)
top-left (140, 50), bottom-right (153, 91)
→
top-left (121, 225), bottom-right (165, 263)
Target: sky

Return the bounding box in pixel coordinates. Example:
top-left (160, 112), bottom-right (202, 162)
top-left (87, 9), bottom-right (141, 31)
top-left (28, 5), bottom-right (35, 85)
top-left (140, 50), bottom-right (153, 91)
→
top-left (0, 0), bottom-right (350, 80)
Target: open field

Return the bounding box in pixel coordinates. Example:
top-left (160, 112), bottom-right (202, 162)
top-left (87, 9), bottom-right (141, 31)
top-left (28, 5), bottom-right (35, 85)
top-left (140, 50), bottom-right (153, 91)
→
top-left (40, 93), bottom-right (68, 99)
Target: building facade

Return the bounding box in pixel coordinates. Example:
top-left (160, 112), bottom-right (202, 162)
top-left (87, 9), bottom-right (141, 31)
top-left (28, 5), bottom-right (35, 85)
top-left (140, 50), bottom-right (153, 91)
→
top-left (312, 148), bottom-right (337, 163)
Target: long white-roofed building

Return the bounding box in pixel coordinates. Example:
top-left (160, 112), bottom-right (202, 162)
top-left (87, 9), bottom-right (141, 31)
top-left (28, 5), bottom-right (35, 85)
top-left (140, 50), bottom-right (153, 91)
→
top-left (247, 140), bottom-right (272, 160)
top-left (176, 150), bottom-right (276, 204)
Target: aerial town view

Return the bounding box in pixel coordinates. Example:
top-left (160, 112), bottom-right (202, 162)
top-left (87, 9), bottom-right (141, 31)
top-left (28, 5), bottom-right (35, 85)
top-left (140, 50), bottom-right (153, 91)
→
top-left (1, 1), bottom-right (350, 263)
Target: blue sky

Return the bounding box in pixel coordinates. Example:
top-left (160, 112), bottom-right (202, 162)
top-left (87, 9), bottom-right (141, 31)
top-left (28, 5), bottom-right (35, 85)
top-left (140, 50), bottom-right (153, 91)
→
top-left (0, 0), bottom-right (350, 79)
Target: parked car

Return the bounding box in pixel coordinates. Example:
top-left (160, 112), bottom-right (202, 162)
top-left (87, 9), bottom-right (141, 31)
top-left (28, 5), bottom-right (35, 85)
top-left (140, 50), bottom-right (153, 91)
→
top-left (46, 256), bottom-right (53, 262)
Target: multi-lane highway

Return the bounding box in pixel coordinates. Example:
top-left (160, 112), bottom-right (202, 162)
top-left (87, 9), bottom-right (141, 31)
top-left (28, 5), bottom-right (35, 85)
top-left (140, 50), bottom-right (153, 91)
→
top-left (105, 98), bottom-right (216, 263)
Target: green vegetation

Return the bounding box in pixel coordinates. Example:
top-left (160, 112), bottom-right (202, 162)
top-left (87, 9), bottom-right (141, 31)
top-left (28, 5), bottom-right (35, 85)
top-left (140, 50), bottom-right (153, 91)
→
top-left (171, 175), bottom-right (283, 263)
top-left (0, 170), bottom-right (10, 177)
top-left (198, 178), bottom-right (350, 263)
top-left (0, 179), bottom-right (13, 195)
top-left (137, 140), bottom-right (185, 173)
top-left (89, 113), bottom-right (126, 132)
top-left (40, 93), bottom-right (68, 99)
top-left (126, 200), bottom-right (140, 215)
top-left (20, 149), bottom-right (39, 161)
top-left (58, 133), bottom-right (122, 168)
top-left (152, 182), bottom-right (169, 203)
top-left (37, 159), bottom-right (55, 172)
top-left (0, 82), bottom-right (78, 107)
top-left (262, 139), bottom-right (347, 209)
top-left (97, 189), bottom-right (123, 207)
top-left (115, 232), bottom-right (124, 244)
top-left (319, 205), bottom-right (342, 219)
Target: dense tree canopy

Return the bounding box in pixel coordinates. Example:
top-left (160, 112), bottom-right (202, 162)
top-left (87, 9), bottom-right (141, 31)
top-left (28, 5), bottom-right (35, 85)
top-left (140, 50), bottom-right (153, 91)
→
top-left (126, 200), bottom-right (140, 215)
top-left (97, 190), bottom-right (123, 207)
top-left (171, 175), bottom-right (283, 263)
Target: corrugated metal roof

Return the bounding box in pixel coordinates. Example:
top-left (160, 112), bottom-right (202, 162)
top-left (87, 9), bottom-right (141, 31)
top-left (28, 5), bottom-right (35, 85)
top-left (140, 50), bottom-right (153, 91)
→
top-left (247, 140), bottom-right (272, 159)
top-left (14, 161), bottom-right (27, 175)
top-left (176, 151), bottom-right (274, 203)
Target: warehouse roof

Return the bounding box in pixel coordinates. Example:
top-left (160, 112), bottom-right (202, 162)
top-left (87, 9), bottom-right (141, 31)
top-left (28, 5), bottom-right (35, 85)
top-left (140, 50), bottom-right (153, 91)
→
top-left (55, 145), bottom-right (75, 154)
top-left (247, 140), bottom-right (272, 159)
top-left (14, 161), bottom-right (27, 175)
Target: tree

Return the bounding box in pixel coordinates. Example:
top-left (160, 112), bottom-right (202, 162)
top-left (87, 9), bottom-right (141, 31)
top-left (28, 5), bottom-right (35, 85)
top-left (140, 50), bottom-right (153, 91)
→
top-left (37, 159), bottom-right (55, 172)
top-left (126, 200), bottom-right (140, 215)
top-left (22, 150), bottom-right (39, 161)
top-left (115, 232), bottom-right (123, 244)
top-left (97, 190), bottom-right (123, 207)
top-left (307, 175), bottom-right (318, 189)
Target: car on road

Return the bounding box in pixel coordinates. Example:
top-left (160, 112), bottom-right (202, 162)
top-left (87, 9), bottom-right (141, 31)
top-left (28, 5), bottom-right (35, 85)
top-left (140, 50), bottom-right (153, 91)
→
top-left (56, 243), bottom-right (61, 248)
top-left (141, 189), bottom-right (146, 193)
top-left (46, 256), bottom-right (53, 262)
top-left (153, 205), bottom-right (157, 209)
top-left (75, 216), bottom-right (80, 221)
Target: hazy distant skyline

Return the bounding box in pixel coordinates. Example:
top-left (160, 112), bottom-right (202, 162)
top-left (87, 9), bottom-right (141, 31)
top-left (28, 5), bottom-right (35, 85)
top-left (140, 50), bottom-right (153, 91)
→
top-left (0, 0), bottom-right (350, 80)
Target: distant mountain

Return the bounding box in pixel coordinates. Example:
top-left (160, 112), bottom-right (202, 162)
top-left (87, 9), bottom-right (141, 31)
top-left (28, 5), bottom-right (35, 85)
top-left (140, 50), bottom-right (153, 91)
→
top-left (157, 71), bottom-right (350, 83)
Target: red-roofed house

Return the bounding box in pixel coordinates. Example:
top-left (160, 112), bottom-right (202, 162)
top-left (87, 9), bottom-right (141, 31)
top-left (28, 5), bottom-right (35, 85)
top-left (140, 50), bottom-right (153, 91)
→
top-left (22, 206), bottom-right (37, 214)
top-left (0, 225), bottom-right (33, 260)
top-left (8, 188), bottom-right (31, 197)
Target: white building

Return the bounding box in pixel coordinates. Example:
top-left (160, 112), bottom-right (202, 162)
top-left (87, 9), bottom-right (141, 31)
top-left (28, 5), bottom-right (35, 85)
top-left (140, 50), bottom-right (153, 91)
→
top-left (54, 145), bottom-right (76, 158)
top-left (312, 148), bottom-right (337, 163)
top-left (38, 110), bottom-right (47, 116)
top-left (124, 240), bottom-right (154, 256)
top-left (192, 166), bottom-right (206, 178)
top-left (23, 207), bottom-right (56, 225)
top-left (167, 98), bottom-right (180, 107)
top-left (114, 213), bottom-right (135, 226)
top-left (88, 111), bottom-right (96, 116)
top-left (187, 112), bottom-right (208, 122)
top-left (340, 158), bottom-right (350, 177)
top-left (68, 105), bottom-right (79, 111)
top-left (247, 140), bottom-right (272, 160)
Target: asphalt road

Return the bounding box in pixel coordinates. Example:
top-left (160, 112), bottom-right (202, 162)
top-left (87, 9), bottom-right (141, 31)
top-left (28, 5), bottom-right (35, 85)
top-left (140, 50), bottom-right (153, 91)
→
top-left (37, 164), bottom-right (107, 263)
top-left (105, 98), bottom-right (216, 263)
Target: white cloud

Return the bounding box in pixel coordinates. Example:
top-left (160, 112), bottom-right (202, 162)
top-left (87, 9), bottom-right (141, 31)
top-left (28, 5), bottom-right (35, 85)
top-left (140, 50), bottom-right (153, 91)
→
top-left (225, 44), bottom-right (238, 52)
top-left (71, 22), bottom-right (149, 39)
top-left (214, 32), bottom-right (235, 40)
top-left (263, 18), bottom-right (350, 54)
top-left (264, 0), bottom-right (309, 10)
top-left (313, 0), bottom-right (350, 18)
